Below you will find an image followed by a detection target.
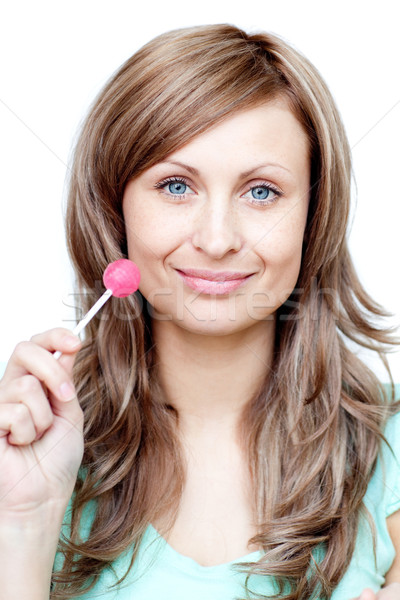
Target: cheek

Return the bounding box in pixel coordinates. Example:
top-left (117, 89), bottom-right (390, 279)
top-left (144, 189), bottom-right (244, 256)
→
top-left (258, 217), bottom-right (306, 289)
top-left (125, 206), bottom-right (164, 260)
top-left (125, 202), bottom-right (189, 256)
top-left (123, 206), bottom-right (184, 309)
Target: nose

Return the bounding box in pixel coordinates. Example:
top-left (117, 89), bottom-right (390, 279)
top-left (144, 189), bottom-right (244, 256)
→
top-left (191, 197), bottom-right (242, 259)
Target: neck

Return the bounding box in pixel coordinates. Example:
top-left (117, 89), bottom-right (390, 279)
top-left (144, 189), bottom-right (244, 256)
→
top-left (152, 320), bottom-right (275, 435)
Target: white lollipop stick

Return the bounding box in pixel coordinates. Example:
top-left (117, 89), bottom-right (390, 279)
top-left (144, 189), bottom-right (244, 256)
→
top-left (53, 289), bottom-right (112, 359)
top-left (53, 259), bottom-right (141, 360)
top-left (70, 289), bottom-right (113, 337)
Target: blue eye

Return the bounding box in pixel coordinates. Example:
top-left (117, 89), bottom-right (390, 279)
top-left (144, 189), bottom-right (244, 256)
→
top-left (251, 186), bottom-right (271, 200)
top-left (243, 183), bottom-right (281, 206)
top-left (167, 181), bottom-right (187, 195)
top-left (155, 177), bottom-right (194, 198)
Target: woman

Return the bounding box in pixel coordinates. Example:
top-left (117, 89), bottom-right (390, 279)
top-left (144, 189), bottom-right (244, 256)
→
top-left (0, 24), bottom-right (399, 600)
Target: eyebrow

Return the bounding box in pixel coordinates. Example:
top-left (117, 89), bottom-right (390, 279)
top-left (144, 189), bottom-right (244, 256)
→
top-left (161, 160), bottom-right (293, 178)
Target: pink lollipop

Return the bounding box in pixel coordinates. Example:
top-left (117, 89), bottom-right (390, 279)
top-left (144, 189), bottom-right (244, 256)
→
top-left (54, 259), bottom-right (140, 359)
top-left (103, 259), bottom-right (141, 298)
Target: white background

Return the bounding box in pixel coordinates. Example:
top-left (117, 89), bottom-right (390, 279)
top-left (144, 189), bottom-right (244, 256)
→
top-left (0, 0), bottom-right (399, 380)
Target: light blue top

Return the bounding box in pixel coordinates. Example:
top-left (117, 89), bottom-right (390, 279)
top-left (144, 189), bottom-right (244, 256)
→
top-left (58, 387), bottom-right (400, 600)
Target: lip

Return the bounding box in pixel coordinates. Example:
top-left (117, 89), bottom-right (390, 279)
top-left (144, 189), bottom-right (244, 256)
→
top-left (176, 268), bottom-right (254, 295)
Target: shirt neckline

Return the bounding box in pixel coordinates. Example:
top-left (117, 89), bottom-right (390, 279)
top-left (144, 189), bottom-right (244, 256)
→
top-left (147, 524), bottom-right (262, 573)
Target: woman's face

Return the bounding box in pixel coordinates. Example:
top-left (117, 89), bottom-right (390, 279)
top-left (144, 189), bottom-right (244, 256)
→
top-left (122, 99), bottom-right (310, 336)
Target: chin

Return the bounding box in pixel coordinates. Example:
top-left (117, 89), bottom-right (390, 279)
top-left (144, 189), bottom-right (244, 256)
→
top-left (155, 311), bottom-right (273, 338)
top-left (178, 319), bottom-right (245, 337)
top-left (146, 295), bottom-right (276, 337)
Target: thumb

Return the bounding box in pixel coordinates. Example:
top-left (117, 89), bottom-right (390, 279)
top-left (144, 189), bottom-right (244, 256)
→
top-left (48, 351), bottom-right (83, 425)
top-left (58, 350), bottom-right (79, 378)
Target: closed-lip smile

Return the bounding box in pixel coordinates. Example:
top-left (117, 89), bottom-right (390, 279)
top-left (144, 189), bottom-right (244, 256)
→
top-left (175, 268), bottom-right (254, 294)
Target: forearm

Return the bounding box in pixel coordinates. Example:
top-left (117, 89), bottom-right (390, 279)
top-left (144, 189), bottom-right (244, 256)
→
top-left (0, 505), bottom-right (65, 600)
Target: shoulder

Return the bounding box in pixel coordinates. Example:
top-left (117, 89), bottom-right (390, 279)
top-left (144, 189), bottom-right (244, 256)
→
top-left (381, 386), bottom-right (400, 583)
top-left (366, 383), bottom-right (400, 518)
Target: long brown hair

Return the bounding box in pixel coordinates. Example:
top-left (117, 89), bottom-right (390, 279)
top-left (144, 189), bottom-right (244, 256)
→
top-left (52, 24), bottom-right (398, 599)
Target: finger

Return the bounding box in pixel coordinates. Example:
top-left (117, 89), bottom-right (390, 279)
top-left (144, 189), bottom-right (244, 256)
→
top-left (57, 351), bottom-right (78, 376)
top-left (32, 329), bottom-right (81, 374)
top-left (0, 402), bottom-right (36, 445)
top-left (30, 328), bottom-right (81, 355)
top-left (1, 341), bottom-right (78, 404)
top-left (0, 375), bottom-right (54, 439)
top-left (2, 329), bottom-right (81, 381)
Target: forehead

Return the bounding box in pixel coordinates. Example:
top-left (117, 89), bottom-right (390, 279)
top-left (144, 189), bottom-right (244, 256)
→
top-left (156, 99), bottom-right (310, 184)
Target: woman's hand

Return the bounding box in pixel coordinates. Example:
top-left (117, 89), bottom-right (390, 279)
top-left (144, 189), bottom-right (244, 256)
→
top-left (0, 328), bottom-right (84, 516)
top-left (351, 584), bottom-right (400, 599)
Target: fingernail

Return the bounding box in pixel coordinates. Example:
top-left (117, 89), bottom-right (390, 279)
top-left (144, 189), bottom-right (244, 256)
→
top-left (63, 335), bottom-right (81, 349)
top-left (59, 381), bottom-right (76, 401)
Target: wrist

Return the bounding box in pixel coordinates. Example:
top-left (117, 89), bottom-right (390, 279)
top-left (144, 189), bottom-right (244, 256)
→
top-left (0, 502), bottom-right (66, 600)
top-left (0, 499), bottom-right (67, 547)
